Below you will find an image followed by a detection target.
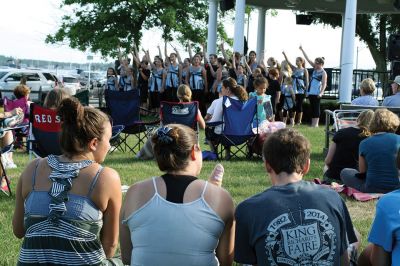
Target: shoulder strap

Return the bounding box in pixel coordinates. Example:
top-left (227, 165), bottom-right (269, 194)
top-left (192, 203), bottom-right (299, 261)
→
top-left (31, 159), bottom-right (41, 190)
top-left (201, 181), bottom-right (208, 198)
top-left (87, 166), bottom-right (104, 196)
top-left (152, 177), bottom-right (158, 194)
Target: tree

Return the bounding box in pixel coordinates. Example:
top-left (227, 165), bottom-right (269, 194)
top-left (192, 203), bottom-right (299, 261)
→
top-left (306, 13), bottom-right (400, 72)
top-left (46, 0), bottom-right (230, 57)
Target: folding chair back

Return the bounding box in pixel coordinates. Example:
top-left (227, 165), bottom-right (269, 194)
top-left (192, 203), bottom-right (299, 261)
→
top-left (29, 104), bottom-right (62, 158)
top-left (160, 101), bottom-right (199, 131)
top-left (105, 89), bottom-right (158, 153)
top-left (218, 96), bottom-right (258, 158)
top-left (74, 89), bottom-right (90, 106)
top-left (333, 110), bottom-right (364, 131)
top-left (105, 89), bottom-right (140, 126)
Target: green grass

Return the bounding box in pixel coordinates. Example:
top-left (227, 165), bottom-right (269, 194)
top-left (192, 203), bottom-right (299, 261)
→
top-left (0, 126), bottom-right (376, 265)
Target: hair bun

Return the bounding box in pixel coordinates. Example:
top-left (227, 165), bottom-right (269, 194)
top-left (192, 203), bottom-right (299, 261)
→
top-left (58, 97), bottom-right (84, 127)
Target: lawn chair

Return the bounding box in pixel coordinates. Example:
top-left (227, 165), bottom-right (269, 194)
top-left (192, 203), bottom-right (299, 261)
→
top-left (105, 89), bottom-right (159, 154)
top-left (74, 89), bottom-right (90, 106)
top-left (0, 118), bottom-right (30, 196)
top-left (160, 101), bottom-right (199, 131)
top-left (3, 96), bottom-right (30, 149)
top-left (324, 109), bottom-right (366, 154)
top-left (28, 104), bottom-right (62, 159)
top-left (208, 96), bottom-right (258, 160)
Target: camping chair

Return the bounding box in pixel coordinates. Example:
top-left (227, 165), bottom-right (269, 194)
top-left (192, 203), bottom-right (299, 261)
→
top-left (324, 109), bottom-right (366, 154)
top-left (0, 118), bottom-right (30, 196)
top-left (28, 104), bottom-right (62, 159)
top-left (4, 96), bottom-right (30, 149)
top-left (74, 89), bottom-right (90, 106)
top-left (105, 89), bottom-right (159, 154)
top-left (208, 96), bottom-right (258, 160)
top-left (160, 101), bottom-right (199, 131)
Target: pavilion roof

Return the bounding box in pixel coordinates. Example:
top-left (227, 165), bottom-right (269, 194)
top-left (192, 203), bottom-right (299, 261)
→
top-left (246, 0), bottom-right (400, 14)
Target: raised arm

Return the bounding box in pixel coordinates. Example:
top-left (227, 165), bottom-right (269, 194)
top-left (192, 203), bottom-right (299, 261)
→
top-left (243, 58), bottom-right (252, 75)
top-left (282, 51), bottom-right (296, 70)
top-left (232, 53), bottom-right (238, 74)
top-left (131, 45), bottom-right (140, 68)
top-left (188, 42), bottom-right (193, 61)
top-left (299, 46), bottom-right (315, 68)
top-left (164, 42), bottom-right (170, 67)
top-left (202, 43), bottom-right (209, 64)
top-left (209, 63), bottom-right (217, 78)
top-left (171, 44), bottom-right (183, 65)
top-left (219, 43), bottom-right (229, 62)
top-left (145, 50), bottom-right (156, 70)
top-left (157, 45), bottom-right (163, 62)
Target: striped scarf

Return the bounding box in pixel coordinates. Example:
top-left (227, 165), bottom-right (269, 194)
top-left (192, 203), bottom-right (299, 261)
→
top-left (47, 155), bottom-right (93, 225)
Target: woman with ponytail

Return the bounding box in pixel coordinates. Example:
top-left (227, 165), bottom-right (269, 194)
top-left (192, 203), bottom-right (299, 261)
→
top-left (13, 97), bottom-right (122, 265)
top-left (120, 124), bottom-right (234, 266)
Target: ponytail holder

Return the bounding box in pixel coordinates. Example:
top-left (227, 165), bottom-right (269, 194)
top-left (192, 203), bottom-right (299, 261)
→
top-left (157, 126), bottom-right (173, 144)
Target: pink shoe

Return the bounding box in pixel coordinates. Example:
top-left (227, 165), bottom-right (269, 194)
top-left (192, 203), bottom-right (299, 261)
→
top-left (209, 163), bottom-right (224, 187)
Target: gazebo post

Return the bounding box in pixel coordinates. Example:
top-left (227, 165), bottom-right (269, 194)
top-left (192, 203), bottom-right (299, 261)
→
top-left (233, 0), bottom-right (246, 54)
top-left (339, 0), bottom-right (358, 103)
top-left (256, 7), bottom-right (266, 61)
top-left (207, 0), bottom-right (219, 55)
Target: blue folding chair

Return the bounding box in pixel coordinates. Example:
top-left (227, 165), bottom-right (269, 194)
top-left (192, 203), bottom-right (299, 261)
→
top-left (160, 101), bottom-right (199, 131)
top-left (105, 89), bottom-right (159, 154)
top-left (208, 96), bottom-right (258, 159)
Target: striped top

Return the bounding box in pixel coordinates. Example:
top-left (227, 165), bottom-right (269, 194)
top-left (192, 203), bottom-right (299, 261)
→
top-left (18, 155), bottom-right (107, 266)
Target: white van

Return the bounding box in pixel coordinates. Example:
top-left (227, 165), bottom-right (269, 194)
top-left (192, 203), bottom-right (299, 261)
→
top-left (0, 69), bottom-right (56, 101)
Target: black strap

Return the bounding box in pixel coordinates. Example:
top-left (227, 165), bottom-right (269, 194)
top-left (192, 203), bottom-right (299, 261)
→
top-left (161, 174), bottom-right (197, 203)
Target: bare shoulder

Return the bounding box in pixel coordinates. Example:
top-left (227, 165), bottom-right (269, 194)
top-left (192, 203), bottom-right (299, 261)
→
top-left (94, 166), bottom-right (121, 194)
top-left (203, 182), bottom-right (234, 222)
top-left (122, 178), bottom-right (156, 219)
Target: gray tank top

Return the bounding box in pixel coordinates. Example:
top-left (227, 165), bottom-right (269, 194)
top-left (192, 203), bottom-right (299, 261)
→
top-left (122, 177), bottom-right (225, 266)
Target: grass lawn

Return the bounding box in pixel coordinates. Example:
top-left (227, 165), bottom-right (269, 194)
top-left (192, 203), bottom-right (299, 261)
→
top-left (0, 125), bottom-right (376, 265)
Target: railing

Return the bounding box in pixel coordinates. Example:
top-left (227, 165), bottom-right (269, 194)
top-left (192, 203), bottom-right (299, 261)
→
top-left (316, 68), bottom-right (391, 101)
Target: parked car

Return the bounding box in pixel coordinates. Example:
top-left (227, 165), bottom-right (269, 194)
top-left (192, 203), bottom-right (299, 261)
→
top-left (58, 75), bottom-right (80, 96)
top-left (0, 68), bottom-right (55, 101)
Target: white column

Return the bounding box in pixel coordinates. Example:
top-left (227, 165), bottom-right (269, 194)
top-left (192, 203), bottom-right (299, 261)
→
top-left (339, 0), bottom-right (358, 103)
top-left (256, 7), bottom-right (266, 61)
top-left (233, 0), bottom-right (246, 53)
top-left (207, 0), bottom-right (218, 55)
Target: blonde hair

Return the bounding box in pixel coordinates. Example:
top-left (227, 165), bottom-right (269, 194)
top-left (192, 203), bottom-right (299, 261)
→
top-left (360, 78), bottom-right (376, 95)
top-left (280, 60), bottom-right (292, 77)
top-left (177, 84), bottom-right (192, 102)
top-left (369, 109), bottom-right (400, 134)
top-left (357, 110), bottom-right (374, 137)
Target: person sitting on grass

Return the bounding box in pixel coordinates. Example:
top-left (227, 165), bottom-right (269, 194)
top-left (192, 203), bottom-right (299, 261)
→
top-left (340, 109), bottom-right (400, 193)
top-left (357, 149), bottom-right (400, 266)
top-left (351, 78), bottom-right (379, 106)
top-left (234, 128), bottom-right (358, 266)
top-left (12, 97), bottom-right (123, 265)
top-left (120, 124), bottom-right (234, 266)
top-left (324, 110), bottom-right (374, 184)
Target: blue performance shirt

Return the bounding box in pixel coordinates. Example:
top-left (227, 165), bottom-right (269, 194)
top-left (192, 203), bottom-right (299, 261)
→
top-left (369, 189), bottom-right (400, 266)
top-left (359, 133), bottom-right (400, 191)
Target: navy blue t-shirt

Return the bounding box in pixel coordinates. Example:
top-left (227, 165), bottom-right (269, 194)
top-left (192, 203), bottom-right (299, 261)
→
top-left (234, 180), bottom-right (357, 266)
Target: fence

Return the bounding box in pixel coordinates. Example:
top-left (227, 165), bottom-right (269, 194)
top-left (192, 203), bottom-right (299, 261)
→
top-left (319, 68), bottom-right (391, 101)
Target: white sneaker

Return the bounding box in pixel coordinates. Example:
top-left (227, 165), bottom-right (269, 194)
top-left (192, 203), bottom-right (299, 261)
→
top-left (5, 162), bottom-right (17, 169)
